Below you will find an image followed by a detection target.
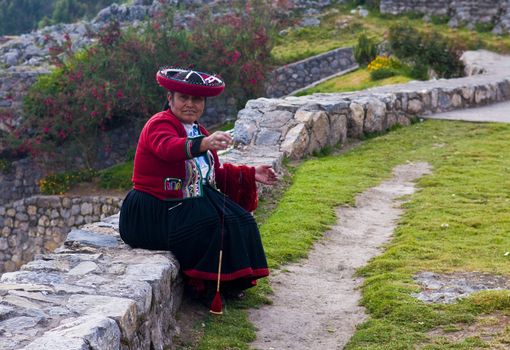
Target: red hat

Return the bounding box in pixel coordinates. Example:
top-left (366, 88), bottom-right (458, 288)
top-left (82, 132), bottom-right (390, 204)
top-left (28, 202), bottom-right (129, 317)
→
top-left (156, 67), bottom-right (225, 97)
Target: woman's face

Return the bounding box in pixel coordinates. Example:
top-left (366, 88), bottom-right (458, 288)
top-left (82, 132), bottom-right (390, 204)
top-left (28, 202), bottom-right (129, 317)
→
top-left (168, 91), bottom-right (206, 124)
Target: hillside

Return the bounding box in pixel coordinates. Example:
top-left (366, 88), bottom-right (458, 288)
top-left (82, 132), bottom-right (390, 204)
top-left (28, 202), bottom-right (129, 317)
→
top-left (0, 0), bottom-right (126, 35)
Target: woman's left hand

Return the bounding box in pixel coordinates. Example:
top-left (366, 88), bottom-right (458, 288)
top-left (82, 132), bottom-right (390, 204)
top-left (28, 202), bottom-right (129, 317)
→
top-left (254, 165), bottom-right (278, 185)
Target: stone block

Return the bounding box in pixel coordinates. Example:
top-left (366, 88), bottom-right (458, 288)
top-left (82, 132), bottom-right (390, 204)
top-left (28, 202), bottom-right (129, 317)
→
top-left (451, 93), bottom-right (463, 108)
top-left (67, 294), bottom-right (137, 341)
top-left (407, 99), bottom-right (423, 114)
top-left (307, 111), bottom-right (330, 154)
top-left (259, 110), bottom-right (294, 128)
top-left (0, 238), bottom-right (8, 250)
top-left (27, 205), bottom-right (37, 216)
top-left (80, 203), bottom-right (93, 216)
top-left (233, 119), bottom-right (258, 145)
top-left (68, 261), bottom-right (99, 276)
top-left (65, 229), bottom-right (119, 249)
top-left (475, 86), bottom-right (490, 104)
top-left (38, 216), bottom-right (49, 227)
top-left (280, 123), bottom-right (310, 160)
top-left (364, 99), bottom-right (387, 134)
top-left (348, 102), bottom-right (364, 138)
top-left (461, 86), bottom-right (475, 102)
top-left (292, 110), bottom-right (311, 129)
top-left (4, 217), bottom-right (14, 228)
top-left (62, 197), bottom-right (72, 209)
top-left (255, 129), bottom-right (281, 146)
top-left (328, 114), bottom-right (347, 147)
top-left (71, 204), bottom-right (81, 216)
top-left (21, 315), bottom-right (121, 350)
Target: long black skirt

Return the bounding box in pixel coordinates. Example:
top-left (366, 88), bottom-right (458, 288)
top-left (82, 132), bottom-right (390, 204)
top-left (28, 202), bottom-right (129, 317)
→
top-left (119, 185), bottom-right (269, 290)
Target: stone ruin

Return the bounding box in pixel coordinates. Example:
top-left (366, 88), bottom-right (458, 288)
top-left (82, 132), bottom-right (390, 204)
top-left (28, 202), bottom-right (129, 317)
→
top-left (0, 49), bottom-right (507, 348)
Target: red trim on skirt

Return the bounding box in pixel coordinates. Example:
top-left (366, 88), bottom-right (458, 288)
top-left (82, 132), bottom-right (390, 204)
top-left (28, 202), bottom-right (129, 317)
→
top-left (183, 267), bottom-right (269, 281)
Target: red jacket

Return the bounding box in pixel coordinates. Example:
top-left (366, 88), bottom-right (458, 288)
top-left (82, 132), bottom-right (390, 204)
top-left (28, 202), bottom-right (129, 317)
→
top-left (132, 110), bottom-right (258, 211)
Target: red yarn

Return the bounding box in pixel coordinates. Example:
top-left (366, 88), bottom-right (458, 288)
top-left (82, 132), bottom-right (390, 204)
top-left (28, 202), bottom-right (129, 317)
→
top-left (210, 291), bottom-right (223, 315)
top-left (216, 163), bottom-right (258, 212)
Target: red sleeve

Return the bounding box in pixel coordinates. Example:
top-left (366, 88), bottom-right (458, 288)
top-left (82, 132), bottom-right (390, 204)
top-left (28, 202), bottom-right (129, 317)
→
top-left (216, 163), bottom-right (258, 212)
top-left (142, 117), bottom-right (204, 162)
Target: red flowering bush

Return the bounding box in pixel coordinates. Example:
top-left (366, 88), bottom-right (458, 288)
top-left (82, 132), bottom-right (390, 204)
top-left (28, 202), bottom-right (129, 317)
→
top-left (189, 1), bottom-right (275, 102)
top-left (18, 0), bottom-right (276, 168)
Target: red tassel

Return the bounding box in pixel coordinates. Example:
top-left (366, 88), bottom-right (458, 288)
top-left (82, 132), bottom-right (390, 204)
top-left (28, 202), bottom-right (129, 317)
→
top-left (209, 291), bottom-right (223, 315)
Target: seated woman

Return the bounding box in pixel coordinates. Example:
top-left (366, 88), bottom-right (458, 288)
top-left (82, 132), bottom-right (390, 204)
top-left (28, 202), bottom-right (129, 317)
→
top-left (119, 67), bottom-right (277, 311)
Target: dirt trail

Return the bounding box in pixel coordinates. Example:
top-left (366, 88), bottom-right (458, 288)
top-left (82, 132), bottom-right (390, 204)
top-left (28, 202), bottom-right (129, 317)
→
top-left (249, 162), bottom-right (432, 350)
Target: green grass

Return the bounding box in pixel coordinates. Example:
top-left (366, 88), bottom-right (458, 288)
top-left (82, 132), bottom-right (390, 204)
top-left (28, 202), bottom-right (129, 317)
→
top-left (98, 160), bottom-right (133, 190)
top-left (295, 68), bottom-right (412, 95)
top-left (196, 120), bottom-right (510, 349)
top-left (271, 4), bottom-right (510, 65)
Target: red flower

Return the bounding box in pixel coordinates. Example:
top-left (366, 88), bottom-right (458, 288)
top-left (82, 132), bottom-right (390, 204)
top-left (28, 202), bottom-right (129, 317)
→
top-left (116, 90), bottom-right (124, 99)
top-left (230, 50), bottom-right (241, 65)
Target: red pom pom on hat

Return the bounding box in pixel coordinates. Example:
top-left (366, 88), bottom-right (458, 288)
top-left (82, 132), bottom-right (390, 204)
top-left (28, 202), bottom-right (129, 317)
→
top-left (156, 67), bottom-right (225, 97)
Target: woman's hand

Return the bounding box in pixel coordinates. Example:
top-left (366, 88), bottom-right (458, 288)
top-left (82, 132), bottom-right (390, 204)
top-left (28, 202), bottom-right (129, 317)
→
top-left (201, 131), bottom-right (233, 152)
top-left (254, 165), bottom-right (278, 185)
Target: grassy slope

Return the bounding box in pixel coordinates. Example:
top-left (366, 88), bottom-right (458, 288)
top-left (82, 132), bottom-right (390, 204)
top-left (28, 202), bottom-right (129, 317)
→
top-left (90, 5), bottom-right (510, 348)
top-left (197, 120), bottom-right (510, 349)
top-left (272, 4), bottom-right (510, 65)
top-left (295, 68), bottom-right (412, 95)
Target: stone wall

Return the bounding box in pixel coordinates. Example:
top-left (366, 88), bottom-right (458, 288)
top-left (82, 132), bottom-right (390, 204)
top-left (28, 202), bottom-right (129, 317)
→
top-left (0, 122), bottom-right (137, 206)
top-left (265, 47), bottom-right (358, 98)
top-left (0, 44), bottom-right (353, 205)
top-left (379, 0), bottom-right (510, 34)
top-left (2, 50), bottom-right (509, 349)
top-left (0, 214), bottom-right (183, 350)
top-left (0, 195), bottom-right (122, 273)
top-left (225, 50), bottom-right (510, 165)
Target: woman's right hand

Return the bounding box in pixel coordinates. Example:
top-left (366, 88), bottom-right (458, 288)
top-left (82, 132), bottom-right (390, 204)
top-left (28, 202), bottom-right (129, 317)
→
top-left (200, 131), bottom-right (233, 152)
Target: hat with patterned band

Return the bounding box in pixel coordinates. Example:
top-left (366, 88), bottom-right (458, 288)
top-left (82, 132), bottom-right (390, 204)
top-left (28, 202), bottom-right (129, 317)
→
top-left (156, 67), bottom-right (225, 97)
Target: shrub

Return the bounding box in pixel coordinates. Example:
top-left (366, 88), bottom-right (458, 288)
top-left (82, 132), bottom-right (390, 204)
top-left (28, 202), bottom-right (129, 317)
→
top-left (370, 68), bottom-right (396, 80)
top-left (475, 22), bottom-right (494, 33)
top-left (407, 62), bottom-right (428, 80)
top-left (367, 55), bottom-right (401, 80)
top-left (388, 23), bottom-right (465, 79)
top-left (16, 0), bottom-right (275, 169)
top-left (430, 15), bottom-right (450, 25)
top-left (0, 158), bottom-right (11, 173)
top-left (39, 168), bottom-right (97, 194)
top-left (98, 161), bottom-right (133, 190)
top-left (354, 33), bottom-right (378, 66)
top-left (367, 55), bottom-right (401, 72)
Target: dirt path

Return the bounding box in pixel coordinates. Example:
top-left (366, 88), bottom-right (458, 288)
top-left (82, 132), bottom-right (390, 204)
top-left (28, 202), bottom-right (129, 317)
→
top-left (249, 162), bottom-right (432, 350)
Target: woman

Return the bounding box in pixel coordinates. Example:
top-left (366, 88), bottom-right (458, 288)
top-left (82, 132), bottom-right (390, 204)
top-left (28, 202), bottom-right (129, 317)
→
top-left (119, 67), bottom-right (277, 304)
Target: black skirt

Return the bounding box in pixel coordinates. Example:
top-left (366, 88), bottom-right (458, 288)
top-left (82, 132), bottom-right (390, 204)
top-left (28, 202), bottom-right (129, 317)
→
top-left (119, 185), bottom-right (269, 288)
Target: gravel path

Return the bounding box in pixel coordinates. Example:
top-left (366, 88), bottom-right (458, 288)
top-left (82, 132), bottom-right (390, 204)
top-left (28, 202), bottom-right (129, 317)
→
top-left (249, 162), bottom-right (432, 350)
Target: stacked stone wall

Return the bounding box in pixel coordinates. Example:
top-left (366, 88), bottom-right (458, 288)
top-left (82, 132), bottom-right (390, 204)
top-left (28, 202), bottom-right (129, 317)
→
top-left (2, 50), bottom-right (509, 349)
top-left (380, 0), bottom-right (510, 34)
top-left (0, 195), bottom-right (122, 273)
top-left (266, 47), bottom-right (358, 98)
top-left (0, 123), bottom-right (137, 206)
top-left (0, 214), bottom-right (183, 350)
top-left (0, 45), bottom-right (353, 205)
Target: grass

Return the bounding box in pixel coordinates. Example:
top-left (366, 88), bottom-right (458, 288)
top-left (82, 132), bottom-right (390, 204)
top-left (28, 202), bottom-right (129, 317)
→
top-left (295, 67), bottom-right (412, 95)
top-left (98, 160), bottom-right (133, 190)
top-left (195, 119), bottom-right (510, 349)
top-left (271, 4), bottom-right (510, 65)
